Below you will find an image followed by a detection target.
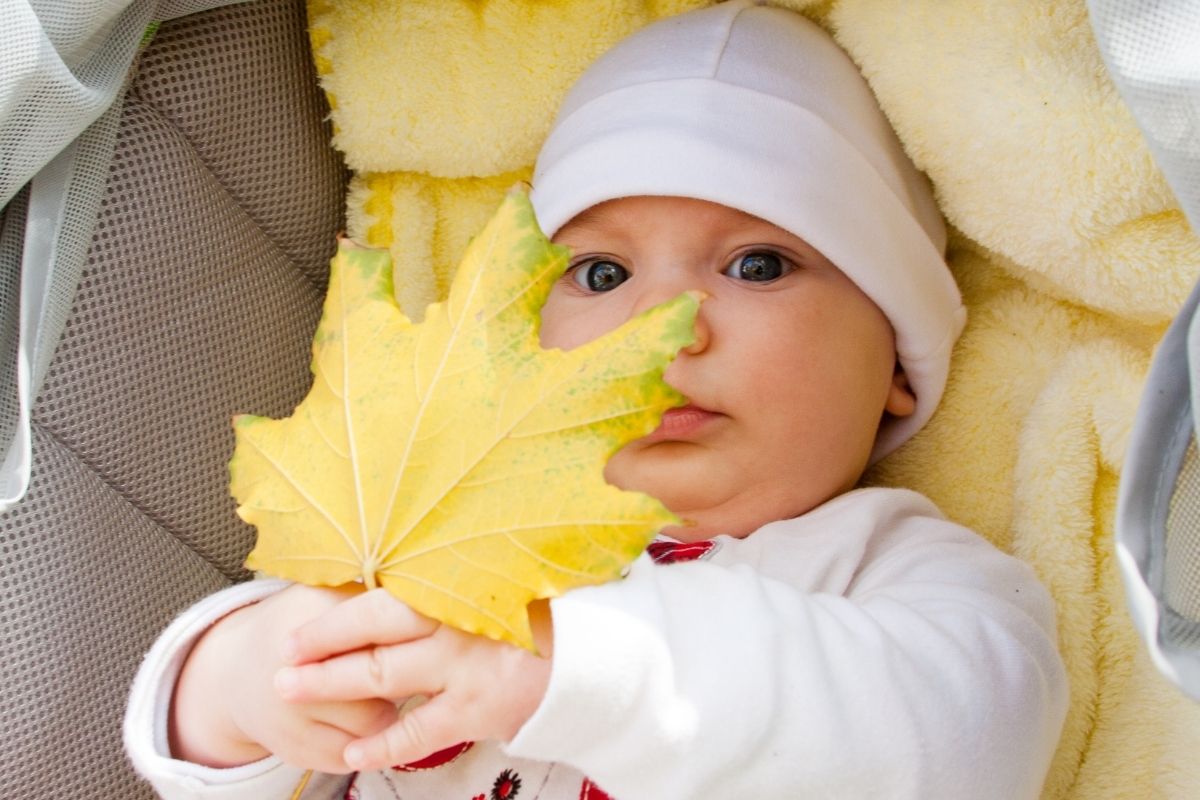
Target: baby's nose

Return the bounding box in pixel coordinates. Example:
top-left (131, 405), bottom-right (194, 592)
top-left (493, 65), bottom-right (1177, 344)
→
top-left (629, 267), bottom-right (698, 313)
top-left (629, 277), bottom-right (710, 355)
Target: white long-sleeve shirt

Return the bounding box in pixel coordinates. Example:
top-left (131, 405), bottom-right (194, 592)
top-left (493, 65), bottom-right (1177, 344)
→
top-left (125, 487), bottom-right (1068, 799)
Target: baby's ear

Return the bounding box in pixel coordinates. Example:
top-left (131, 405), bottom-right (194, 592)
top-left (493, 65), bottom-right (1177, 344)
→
top-left (884, 363), bottom-right (917, 418)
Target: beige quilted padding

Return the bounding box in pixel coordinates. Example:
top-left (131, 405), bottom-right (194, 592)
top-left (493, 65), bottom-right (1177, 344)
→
top-left (0, 2), bottom-right (347, 796)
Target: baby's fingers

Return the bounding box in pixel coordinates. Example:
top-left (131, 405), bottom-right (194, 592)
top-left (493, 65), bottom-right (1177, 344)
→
top-left (311, 698), bottom-right (400, 740)
top-left (343, 697), bottom-right (466, 772)
top-left (270, 720), bottom-right (360, 775)
top-left (286, 588), bottom-right (439, 664)
top-left (276, 639), bottom-right (446, 703)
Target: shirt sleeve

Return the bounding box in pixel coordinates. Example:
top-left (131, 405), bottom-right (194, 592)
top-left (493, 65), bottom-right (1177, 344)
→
top-left (122, 579), bottom-right (350, 800)
top-left (506, 494), bottom-right (1068, 800)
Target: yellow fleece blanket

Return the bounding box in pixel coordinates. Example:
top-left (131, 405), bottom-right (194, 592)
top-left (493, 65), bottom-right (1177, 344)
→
top-left (307, 1), bottom-right (1200, 796)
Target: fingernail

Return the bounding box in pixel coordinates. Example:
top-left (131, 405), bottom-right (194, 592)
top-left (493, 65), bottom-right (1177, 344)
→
top-left (274, 667), bottom-right (300, 698)
top-left (344, 745), bottom-right (365, 769)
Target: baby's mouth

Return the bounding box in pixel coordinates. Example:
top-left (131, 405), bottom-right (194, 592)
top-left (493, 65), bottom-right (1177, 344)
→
top-left (643, 403), bottom-right (723, 442)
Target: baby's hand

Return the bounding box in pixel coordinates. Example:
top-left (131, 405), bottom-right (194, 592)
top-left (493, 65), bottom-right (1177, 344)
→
top-left (169, 583), bottom-right (398, 773)
top-left (274, 589), bottom-right (554, 772)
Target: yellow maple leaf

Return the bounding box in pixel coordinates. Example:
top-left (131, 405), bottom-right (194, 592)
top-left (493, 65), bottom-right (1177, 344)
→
top-left (230, 187), bottom-right (700, 649)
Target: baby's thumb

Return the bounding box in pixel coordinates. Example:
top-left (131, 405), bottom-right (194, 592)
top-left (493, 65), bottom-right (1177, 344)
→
top-left (344, 698), bottom-right (466, 771)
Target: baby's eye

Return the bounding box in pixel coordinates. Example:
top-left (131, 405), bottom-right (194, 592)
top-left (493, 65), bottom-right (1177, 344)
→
top-left (572, 260), bottom-right (630, 292)
top-left (723, 251), bottom-right (788, 282)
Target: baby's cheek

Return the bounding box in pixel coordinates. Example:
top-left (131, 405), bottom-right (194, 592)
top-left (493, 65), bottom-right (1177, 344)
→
top-left (538, 296), bottom-right (619, 351)
top-left (537, 292), bottom-right (574, 349)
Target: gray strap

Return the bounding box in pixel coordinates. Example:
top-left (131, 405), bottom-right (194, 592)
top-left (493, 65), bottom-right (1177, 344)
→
top-left (1092, 0), bottom-right (1200, 696)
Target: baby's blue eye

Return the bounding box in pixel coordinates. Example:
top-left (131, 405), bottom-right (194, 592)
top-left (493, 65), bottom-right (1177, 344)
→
top-left (725, 252), bottom-right (786, 282)
top-left (573, 260), bottom-right (630, 292)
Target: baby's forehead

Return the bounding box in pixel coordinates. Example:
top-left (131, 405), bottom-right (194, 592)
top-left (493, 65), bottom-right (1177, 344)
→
top-left (554, 199), bottom-right (627, 234)
top-left (555, 196), bottom-right (789, 237)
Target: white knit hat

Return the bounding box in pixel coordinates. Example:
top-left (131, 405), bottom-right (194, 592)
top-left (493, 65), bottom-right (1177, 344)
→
top-left (531, 0), bottom-right (966, 461)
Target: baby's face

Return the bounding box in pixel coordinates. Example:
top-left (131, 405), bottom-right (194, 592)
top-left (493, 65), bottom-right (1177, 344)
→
top-left (541, 196), bottom-right (914, 541)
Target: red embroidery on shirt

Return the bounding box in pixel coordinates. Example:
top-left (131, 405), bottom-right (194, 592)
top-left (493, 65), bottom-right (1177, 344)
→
top-left (342, 773), bottom-right (360, 799)
top-left (647, 539), bottom-right (716, 564)
top-left (491, 768), bottom-right (521, 799)
top-left (579, 778), bottom-right (613, 800)
top-left (392, 740), bottom-right (475, 771)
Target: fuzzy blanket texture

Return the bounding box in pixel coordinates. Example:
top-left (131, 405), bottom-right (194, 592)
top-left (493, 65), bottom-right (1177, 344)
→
top-left (306, 0), bottom-right (1200, 796)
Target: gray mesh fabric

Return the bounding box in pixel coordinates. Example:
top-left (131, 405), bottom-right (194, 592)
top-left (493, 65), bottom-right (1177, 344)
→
top-left (1099, 0), bottom-right (1200, 698)
top-left (1166, 442), bottom-right (1200, 629)
top-left (0, 0), bottom-right (250, 513)
top-left (3, 99), bottom-right (126, 502)
top-left (0, 189), bottom-right (28, 455)
top-left (130, 2), bottom-right (340, 287)
top-left (1088, 1), bottom-right (1200, 233)
top-left (2, 0), bottom-right (153, 211)
top-left (0, 1), bottom-right (348, 796)
top-left (0, 427), bottom-right (233, 799)
top-left (0, 0), bottom-right (251, 210)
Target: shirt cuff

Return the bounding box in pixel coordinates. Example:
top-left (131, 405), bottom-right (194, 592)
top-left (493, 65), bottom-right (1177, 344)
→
top-left (123, 578), bottom-right (313, 799)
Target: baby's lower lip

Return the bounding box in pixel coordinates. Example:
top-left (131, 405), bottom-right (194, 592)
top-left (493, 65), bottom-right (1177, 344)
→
top-left (644, 405), bottom-right (722, 441)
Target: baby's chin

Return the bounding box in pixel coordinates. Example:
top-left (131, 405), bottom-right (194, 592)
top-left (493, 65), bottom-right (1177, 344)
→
top-left (605, 441), bottom-right (855, 541)
top-left (658, 506), bottom-right (784, 543)
top-left (656, 519), bottom-right (733, 544)
top-left (634, 482), bottom-right (792, 541)
top-left (647, 479), bottom-right (843, 543)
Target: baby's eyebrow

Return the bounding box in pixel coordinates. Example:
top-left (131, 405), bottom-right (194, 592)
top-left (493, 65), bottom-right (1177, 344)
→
top-left (559, 203), bottom-right (626, 234)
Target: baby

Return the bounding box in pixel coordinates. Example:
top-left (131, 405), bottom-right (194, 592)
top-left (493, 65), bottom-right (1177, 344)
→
top-left (125, 2), bottom-right (1068, 798)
